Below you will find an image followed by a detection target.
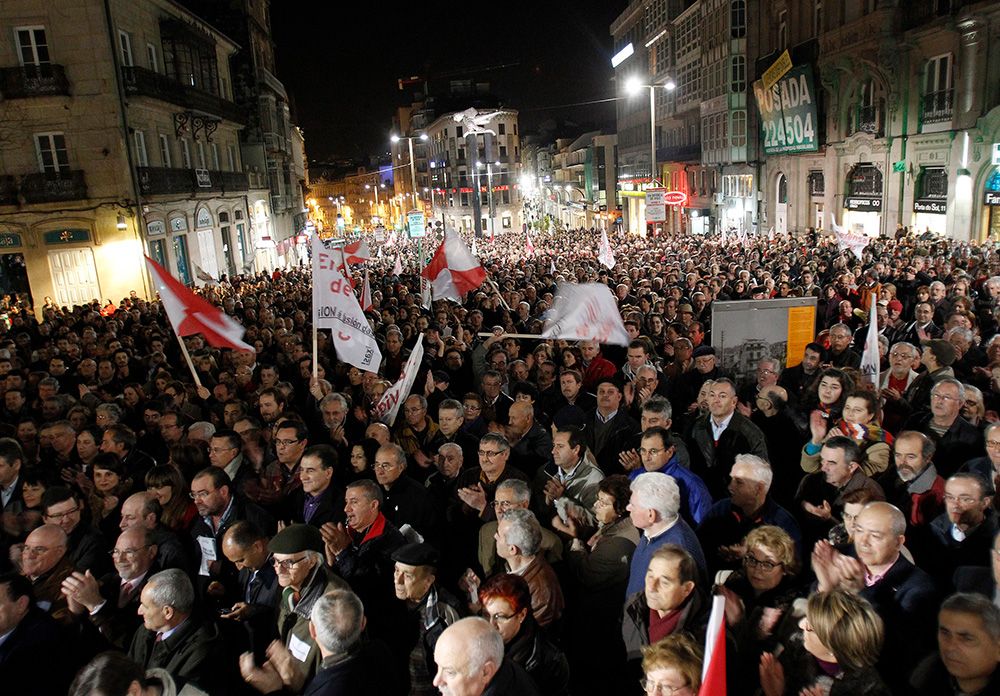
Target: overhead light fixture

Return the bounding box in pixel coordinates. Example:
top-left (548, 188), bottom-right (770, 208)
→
top-left (116, 214), bottom-right (127, 230)
top-left (611, 42), bottom-right (635, 68)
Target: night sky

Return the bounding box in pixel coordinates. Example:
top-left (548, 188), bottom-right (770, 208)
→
top-left (270, 2), bottom-right (625, 161)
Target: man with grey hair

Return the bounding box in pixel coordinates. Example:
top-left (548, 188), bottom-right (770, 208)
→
top-left (737, 357), bottom-right (781, 415)
top-left (697, 454), bottom-right (800, 573)
top-left (827, 322), bottom-right (861, 368)
top-left (375, 442), bottom-right (435, 535)
top-left (187, 421), bottom-right (216, 444)
top-left (911, 592), bottom-right (1000, 694)
top-left (128, 568), bottom-right (226, 694)
top-left (903, 376), bottom-right (983, 477)
top-left (625, 472), bottom-right (706, 596)
top-left (495, 508), bottom-right (564, 628)
top-left (433, 616), bottom-right (541, 696)
top-left (478, 478), bottom-right (562, 575)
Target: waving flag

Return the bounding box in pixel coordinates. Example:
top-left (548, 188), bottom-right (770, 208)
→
top-left (860, 297), bottom-right (880, 388)
top-left (393, 254), bottom-right (403, 276)
top-left (598, 229), bottom-right (615, 269)
top-left (542, 283), bottom-right (630, 345)
top-left (360, 268), bottom-right (373, 312)
top-left (145, 256), bottom-right (253, 351)
top-left (421, 230), bottom-right (486, 301)
top-left (525, 232), bottom-right (535, 256)
top-left (373, 334), bottom-right (424, 426)
top-left (699, 594), bottom-right (727, 696)
top-left (342, 239), bottom-right (371, 264)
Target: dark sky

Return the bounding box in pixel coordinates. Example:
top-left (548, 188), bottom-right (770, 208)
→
top-left (270, 2), bottom-right (625, 162)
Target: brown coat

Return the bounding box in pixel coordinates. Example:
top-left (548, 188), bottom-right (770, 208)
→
top-left (515, 556), bottom-right (564, 628)
top-left (30, 555), bottom-right (75, 625)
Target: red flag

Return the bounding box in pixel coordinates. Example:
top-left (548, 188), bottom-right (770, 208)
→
top-left (342, 239), bottom-right (371, 264)
top-left (698, 595), bottom-right (727, 696)
top-left (525, 232), bottom-right (535, 256)
top-left (360, 268), bottom-right (373, 311)
top-left (421, 230), bottom-right (486, 301)
top-left (145, 256), bottom-right (253, 352)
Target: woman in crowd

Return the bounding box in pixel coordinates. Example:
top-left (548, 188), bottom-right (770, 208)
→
top-left (121, 383), bottom-right (147, 432)
top-left (760, 590), bottom-right (889, 696)
top-left (144, 464), bottom-right (197, 532)
top-left (166, 441), bottom-right (210, 481)
top-left (478, 573), bottom-right (570, 696)
top-left (800, 390), bottom-right (892, 478)
top-left (640, 633), bottom-right (704, 696)
top-left (347, 438), bottom-right (380, 482)
top-left (89, 453), bottom-right (132, 538)
top-left (794, 368), bottom-right (854, 438)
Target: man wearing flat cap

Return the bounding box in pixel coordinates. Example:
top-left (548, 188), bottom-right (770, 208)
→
top-left (670, 344), bottom-right (727, 433)
top-left (392, 542), bottom-right (463, 695)
top-left (270, 523), bottom-right (348, 691)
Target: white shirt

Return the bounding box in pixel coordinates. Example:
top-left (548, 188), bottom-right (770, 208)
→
top-left (0, 475), bottom-right (17, 509)
top-left (710, 412), bottom-right (735, 441)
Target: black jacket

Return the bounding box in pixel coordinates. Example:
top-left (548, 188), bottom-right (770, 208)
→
top-left (0, 607), bottom-right (75, 694)
top-left (902, 411), bottom-right (984, 477)
top-left (482, 657), bottom-right (542, 696)
top-left (506, 620), bottom-right (570, 696)
top-left (303, 641), bottom-right (402, 696)
top-left (128, 615), bottom-right (230, 695)
top-left (688, 412), bottom-right (769, 498)
top-left (584, 408), bottom-right (638, 474)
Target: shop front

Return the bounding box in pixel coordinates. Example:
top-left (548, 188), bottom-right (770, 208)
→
top-left (843, 163), bottom-right (884, 237)
top-left (912, 167), bottom-right (948, 236)
top-left (984, 169), bottom-right (1000, 241)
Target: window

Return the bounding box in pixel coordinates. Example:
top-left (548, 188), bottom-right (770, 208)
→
top-left (147, 43), bottom-right (158, 72)
top-left (731, 110), bottom-right (747, 146)
top-left (181, 139), bottom-right (191, 168)
top-left (196, 141), bottom-right (206, 168)
top-left (778, 10), bottom-right (788, 51)
top-left (923, 54), bottom-right (953, 123)
top-left (731, 56), bottom-right (746, 93)
top-left (159, 134), bottom-right (171, 167)
top-left (134, 130), bottom-right (148, 167)
top-left (118, 30), bottom-right (133, 67)
top-left (35, 133), bottom-right (69, 173)
top-left (814, 0), bottom-right (824, 35)
top-left (731, 0), bottom-right (746, 38)
top-left (211, 143), bottom-right (220, 170)
top-left (227, 145), bottom-right (236, 171)
top-left (16, 27), bottom-right (49, 65)
top-left (498, 123), bottom-right (506, 135)
top-left (808, 171), bottom-right (825, 195)
top-left (456, 126), bottom-right (463, 138)
top-left (499, 145), bottom-right (507, 158)
top-left (919, 167), bottom-right (948, 199)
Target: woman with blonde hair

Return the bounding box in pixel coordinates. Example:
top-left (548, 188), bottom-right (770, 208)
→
top-left (640, 633), bottom-right (704, 696)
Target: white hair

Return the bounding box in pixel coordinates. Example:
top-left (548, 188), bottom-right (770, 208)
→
top-left (630, 472), bottom-right (680, 522)
top-left (733, 454), bottom-right (773, 490)
top-left (146, 568), bottom-right (194, 615)
top-left (187, 421), bottom-right (216, 441)
top-left (310, 590), bottom-right (363, 655)
top-left (499, 508), bottom-right (541, 556)
top-left (451, 617), bottom-right (504, 676)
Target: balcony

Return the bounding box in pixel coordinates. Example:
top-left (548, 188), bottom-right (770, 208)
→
top-left (922, 89), bottom-right (953, 124)
top-left (0, 176), bottom-right (16, 205)
top-left (0, 64), bottom-right (70, 98)
top-left (263, 132), bottom-right (287, 153)
top-left (122, 66), bottom-right (245, 124)
top-left (658, 143), bottom-right (702, 162)
top-left (137, 166), bottom-right (248, 196)
top-left (19, 170), bottom-right (87, 203)
top-left (270, 194), bottom-right (287, 211)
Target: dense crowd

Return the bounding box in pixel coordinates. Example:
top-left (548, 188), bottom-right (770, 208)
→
top-left (2, 225), bottom-right (1000, 696)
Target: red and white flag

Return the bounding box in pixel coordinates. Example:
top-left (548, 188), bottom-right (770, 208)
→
top-left (699, 594), bottom-right (727, 696)
top-left (421, 230), bottom-right (486, 302)
top-left (393, 254), bottom-right (403, 276)
top-left (360, 268), bottom-right (373, 312)
top-left (342, 239), bottom-right (371, 264)
top-left (525, 232), bottom-right (535, 257)
top-left (373, 334), bottom-right (424, 426)
top-left (860, 296), bottom-right (880, 389)
top-left (145, 256), bottom-right (253, 352)
top-left (598, 229), bottom-right (615, 269)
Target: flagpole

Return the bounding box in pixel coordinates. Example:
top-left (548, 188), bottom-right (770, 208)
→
top-left (312, 323), bottom-right (319, 382)
top-left (476, 332), bottom-right (540, 339)
top-left (174, 332), bottom-right (203, 390)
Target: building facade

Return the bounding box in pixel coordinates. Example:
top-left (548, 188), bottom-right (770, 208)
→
top-left (0, 0), bottom-right (256, 311)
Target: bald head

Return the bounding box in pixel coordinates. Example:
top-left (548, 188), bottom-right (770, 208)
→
top-left (120, 491), bottom-right (159, 531)
top-left (433, 617), bottom-right (504, 694)
top-left (21, 524), bottom-right (67, 579)
top-left (366, 422), bottom-right (391, 446)
top-left (508, 401), bottom-right (534, 439)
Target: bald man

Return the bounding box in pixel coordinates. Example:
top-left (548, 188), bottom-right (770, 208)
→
top-left (20, 524), bottom-right (73, 624)
top-left (506, 401), bottom-right (553, 475)
top-left (119, 492), bottom-right (191, 573)
top-left (433, 617), bottom-right (540, 696)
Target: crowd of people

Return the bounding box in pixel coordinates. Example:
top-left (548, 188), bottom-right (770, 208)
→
top-left (1, 225), bottom-right (1000, 695)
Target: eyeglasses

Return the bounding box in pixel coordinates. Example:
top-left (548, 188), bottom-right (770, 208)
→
top-left (373, 462), bottom-right (398, 471)
top-left (274, 439), bottom-right (302, 447)
top-left (273, 555), bottom-right (309, 571)
top-left (492, 500), bottom-right (515, 510)
top-left (44, 506), bottom-right (80, 520)
top-left (111, 546), bottom-right (150, 559)
top-left (743, 554), bottom-right (782, 571)
top-left (189, 490), bottom-right (214, 500)
top-left (986, 440), bottom-right (1000, 450)
top-left (638, 448), bottom-right (667, 457)
top-left (931, 392), bottom-right (960, 402)
top-left (478, 449), bottom-right (504, 459)
top-left (639, 678), bottom-right (690, 695)
top-left (487, 612), bottom-right (516, 625)
top-left (944, 494), bottom-right (980, 505)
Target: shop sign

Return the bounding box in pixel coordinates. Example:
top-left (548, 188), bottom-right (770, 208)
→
top-left (844, 197), bottom-right (882, 211)
top-left (407, 210), bottom-right (425, 238)
top-left (914, 200), bottom-right (946, 214)
top-left (986, 191), bottom-right (1000, 206)
top-left (146, 221), bottom-right (166, 237)
top-left (0, 232), bottom-right (23, 248)
top-left (992, 143), bottom-right (1000, 166)
top-left (664, 191), bottom-right (688, 206)
top-left (43, 229), bottom-right (91, 245)
top-left (754, 64), bottom-right (819, 154)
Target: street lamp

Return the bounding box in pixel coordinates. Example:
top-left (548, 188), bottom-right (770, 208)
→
top-left (477, 160), bottom-right (502, 239)
top-left (390, 132), bottom-right (429, 209)
top-left (623, 76), bottom-right (675, 186)
top-left (365, 181), bottom-right (386, 224)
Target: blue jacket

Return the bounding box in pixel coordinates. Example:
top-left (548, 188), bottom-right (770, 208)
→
top-left (629, 456), bottom-right (714, 525)
top-left (626, 518), bottom-right (707, 597)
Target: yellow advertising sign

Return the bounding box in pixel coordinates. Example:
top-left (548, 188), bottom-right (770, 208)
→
top-left (762, 49), bottom-right (793, 91)
top-left (786, 305), bottom-right (816, 367)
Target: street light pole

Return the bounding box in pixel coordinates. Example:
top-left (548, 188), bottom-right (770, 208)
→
top-left (649, 84), bottom-right (657, 186)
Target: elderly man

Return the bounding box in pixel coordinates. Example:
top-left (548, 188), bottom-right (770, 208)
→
top-left (452, 433), bottom-right (529, 524)
top-left (584, 378), bottom-right (638, 474)
top-left (879, 431), bottom-right (945, 554)
top-left (433, 616), bottom-right (540, 695)
top-left (813, 502), bottom-right (937, 691)
top-left (391, 542), bottom-right (462, 694)
top-left (579, 340), bottom-right (617, 392)
top-left (61, 526), bottom-right (157, 647)
top-left (632, 426), bottom-right (711, 526)
top-left (911, 593), bottom-right (1000, 694)
top-left (20, 523), bottom-right (73, 624)
top-left (927, 473), bottom-right (997, 583)
top-left (880, 341), bottom-right (920, 434)
top-left (396, 394), bottom-right (443, 480)
top-left (119, 491), bottom-right (190, 573)
top-left (827, 322), bottom-right (862, 368)
top-left (904, 338), bottom-right (957, 415)
top-left (374, 442), bottom-right (435, 536)
top-left (268, 523), bottom-right (349, 689)
top-left (436, 399), bottom-right (479, 467)
top-left (479, 479), bottom-right (563, 576)
top-left (904, 378), bottom-right (983, 477)
top-left (506, 401), bottom-right (553, 475)
top-left (315, 392), bottom-right (363, 455)
top-left (426, 442), bottom-right (464, 512)
top-left (689, 377), bottom-right (769, 498)
top-left (99, 424), bottom-right (156, 483)
top-left (697, 455), bottom-right (800, 573)
top-left (625, 472), bottom-right (706, 597)
top-left (737, 357), bottom-right (781, 414)
top-left (494, 508), bottom-right (564, 628)
top-left (128, 568), bottom-right (226, 694)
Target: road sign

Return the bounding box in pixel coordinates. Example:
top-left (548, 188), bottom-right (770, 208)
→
top-left (407, 210), bottom-right (425, 238)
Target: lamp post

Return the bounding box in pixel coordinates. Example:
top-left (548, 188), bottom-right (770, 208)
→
top-left (365, 181), bottom-right (385, 225)
top-left (624, 76), bottom-right (676, 186)
top-left (477, 160), bottom-right (501, 238)
top-left (390, 132), bottom-right (429, 210)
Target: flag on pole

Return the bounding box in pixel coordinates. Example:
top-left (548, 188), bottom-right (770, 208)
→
top-left (525, 232), bottom-right (535, 256)
top-left (550, 256), bottom-right (556, 275)
top-left (360, 268), bottom-right (373, 312)
top-left (699, 594), bottom-right (727, 696)
top-left (421, 230), bottom-right (487, 301)
top-left (598, 229), bottom-right (616, 269)
top-left (831, 213), bottom-right (871, 258)
top-left (541, 283), bottom-right (630, 345)
top-left (194, 264), bottom-right (218, 285)
top-left (860, 296), bottom-right (880, 389)
top-left (372, 334), bottom-right (424, 426)
top-left (393, 254), bottom-right (403, 276)
top-left (767, 226), bottom-right (775, 241)
top-left (471, 236), bottom-right (478, 256)
top-left (145, 256), bottom-right (254, 351)
top-left (311, 236), bottom-right (382, 372)
top-left (342, 239), bottom-right (371, 264)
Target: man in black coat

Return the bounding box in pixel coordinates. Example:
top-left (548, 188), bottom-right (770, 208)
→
top-left (288, 444), bottom-right (345, 529)
top-left (375, 443), bottom-right (436, 538)
top-left (221, 521), bottom-right (280, 663)
top-left (903, 377), bottom-right (984, 477)
top-left (584, 378), bottom-right (638, 475)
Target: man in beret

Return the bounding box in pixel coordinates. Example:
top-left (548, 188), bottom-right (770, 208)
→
top-left (392, 542), bottom-right (462, 694)
top-left (670, 345), bottom-right (726, 434)
top-left (270, 523), bottom-right (349, 691)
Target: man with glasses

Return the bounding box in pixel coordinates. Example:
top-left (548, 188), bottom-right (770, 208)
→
top-left (478, 479), bottom-right (562, 576)
top-left (189, 467), bottom-right (275, 607)
top-left (454, 433), bottom-right (528, 525)
top-left (60, 526), bottom-right (157, 648)
top-left (158, 410), bottom-right (188, 448)
top-left (208, 429), bottom-right (254, 499)
top-left (41, 486), bottom-right (109, 575)
top-left (395, 395), bottom-right (443, 482)
top-left (903, 377), bottom-right (983, 477)
top-left (262, 420), bottom-right (309, 514)
top-left (961, 422), bottom-right (1000, 493)
top-left (631, 427), bottom-right (710, 526)
top-left (826, 322), bottom-right (862, 369)
top-left (19, 523), bottom-right (72, 624)
top-left (374, 443), bottom-right (434, 537)
top-left (879, 341), bottom-right (920, 434)
top-left (737, 357), bottom-right (781, 416)
top-left (926, 473), bottom-right (997, 589)
top-left (118, 491), bottom-right (190, 574)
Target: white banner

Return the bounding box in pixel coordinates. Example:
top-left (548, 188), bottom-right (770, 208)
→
top-left (312, 236), bottom-right (382, 372)
top-left (860, 299), bottom-right (880, 388)
top-left (373, 333), bottom-right (425, 426)
top-left (645, 188), bottom-right (666, 223)
top-left (541, 283), bottom-right (630, 345)
top-left (831, 213), bottom-right (871, 258)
